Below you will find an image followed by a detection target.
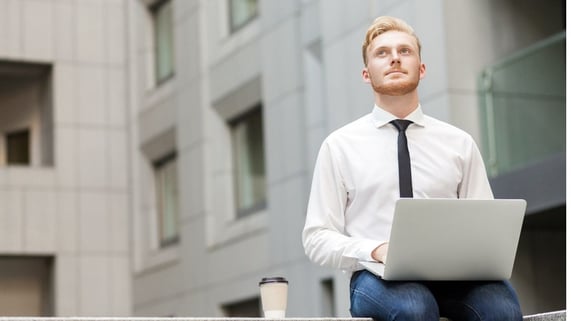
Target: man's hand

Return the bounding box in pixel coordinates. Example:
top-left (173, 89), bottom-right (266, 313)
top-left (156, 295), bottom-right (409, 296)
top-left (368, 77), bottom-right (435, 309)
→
top-left (372, 242), bottom-right (389, 263)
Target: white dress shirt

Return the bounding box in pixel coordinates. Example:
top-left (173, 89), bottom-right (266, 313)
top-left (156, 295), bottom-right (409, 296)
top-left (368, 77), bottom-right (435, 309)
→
top-left (302, 105), bottom-right (493, 272)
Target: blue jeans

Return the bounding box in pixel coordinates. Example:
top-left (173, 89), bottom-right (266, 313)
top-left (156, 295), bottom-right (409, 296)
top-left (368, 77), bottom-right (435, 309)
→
top-left (350, 270), bottom-right (522, 321)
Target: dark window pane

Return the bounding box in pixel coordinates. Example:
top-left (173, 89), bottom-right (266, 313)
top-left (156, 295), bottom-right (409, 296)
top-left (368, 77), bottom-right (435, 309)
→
top-left (6, 129), bottom-right (30, 165)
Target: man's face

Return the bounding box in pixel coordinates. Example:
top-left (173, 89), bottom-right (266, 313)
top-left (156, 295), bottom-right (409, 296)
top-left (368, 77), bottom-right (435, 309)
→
top-left (362, 31), bottom-right (425, 96)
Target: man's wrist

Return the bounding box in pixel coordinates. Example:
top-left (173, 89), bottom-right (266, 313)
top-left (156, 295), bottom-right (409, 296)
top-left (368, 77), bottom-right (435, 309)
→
top-left (371, 242), bottom-right (389, 263)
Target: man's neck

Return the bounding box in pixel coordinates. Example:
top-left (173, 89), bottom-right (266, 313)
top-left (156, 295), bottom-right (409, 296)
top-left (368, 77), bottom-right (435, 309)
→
top-left (374, 92), bottom-right (419, 119)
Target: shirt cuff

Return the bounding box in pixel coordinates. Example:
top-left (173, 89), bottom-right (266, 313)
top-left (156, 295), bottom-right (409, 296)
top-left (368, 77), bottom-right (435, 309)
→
top-left (357, 239), bottom-right (386, 262)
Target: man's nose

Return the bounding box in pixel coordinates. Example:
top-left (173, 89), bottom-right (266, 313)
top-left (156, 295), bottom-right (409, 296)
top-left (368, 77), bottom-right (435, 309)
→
top-left (390, 49), bottom-right (401, 64)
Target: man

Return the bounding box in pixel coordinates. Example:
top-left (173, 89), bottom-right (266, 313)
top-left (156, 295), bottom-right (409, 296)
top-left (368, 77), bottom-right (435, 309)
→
top-left (302, 16), bottom-right (522, 321)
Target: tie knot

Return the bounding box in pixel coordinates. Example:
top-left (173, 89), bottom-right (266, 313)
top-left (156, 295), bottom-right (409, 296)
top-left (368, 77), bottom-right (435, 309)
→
top-left (390, 119), bottom-right (413, 132)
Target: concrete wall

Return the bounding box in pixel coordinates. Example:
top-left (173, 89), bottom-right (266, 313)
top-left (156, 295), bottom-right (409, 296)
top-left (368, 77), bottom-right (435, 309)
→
top-left (0, 0), bottom-right (131, 316)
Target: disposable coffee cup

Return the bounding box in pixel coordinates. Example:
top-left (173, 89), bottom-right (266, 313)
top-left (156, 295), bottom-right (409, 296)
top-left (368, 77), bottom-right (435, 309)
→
top-left (259, 277), bottom-right (288, 318)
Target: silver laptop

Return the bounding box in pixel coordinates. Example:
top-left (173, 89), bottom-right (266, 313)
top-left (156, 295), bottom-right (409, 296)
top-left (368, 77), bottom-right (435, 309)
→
top-left (359, 198), bottom-right (526, 281)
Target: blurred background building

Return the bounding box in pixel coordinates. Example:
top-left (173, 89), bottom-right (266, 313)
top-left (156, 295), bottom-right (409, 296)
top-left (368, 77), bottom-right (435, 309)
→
top-left (0, 0), bottom-right (565, 318)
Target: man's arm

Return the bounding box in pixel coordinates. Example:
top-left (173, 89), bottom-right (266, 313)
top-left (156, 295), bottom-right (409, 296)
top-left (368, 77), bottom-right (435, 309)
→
top-left (302, 141), bottom-right (381, 270)
top-left (458, 138), bottom-right (494, 199)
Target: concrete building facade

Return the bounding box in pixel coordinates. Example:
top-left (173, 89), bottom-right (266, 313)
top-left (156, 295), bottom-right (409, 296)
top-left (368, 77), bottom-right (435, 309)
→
top-left (0, 0), bottom-right (565, 318)
top-left (0, 0), bottom-right (131, 316)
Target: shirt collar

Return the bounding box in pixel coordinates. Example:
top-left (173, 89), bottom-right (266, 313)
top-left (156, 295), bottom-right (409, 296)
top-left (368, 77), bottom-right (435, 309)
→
top-left (371, 104), bottom-right (426, 128)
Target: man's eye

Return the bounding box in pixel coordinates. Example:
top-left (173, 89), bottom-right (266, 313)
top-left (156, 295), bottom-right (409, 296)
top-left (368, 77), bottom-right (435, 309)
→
top-left (400, 48), bottom-right (411, 54)
top-left (378, 50), bottom-right (387, 56)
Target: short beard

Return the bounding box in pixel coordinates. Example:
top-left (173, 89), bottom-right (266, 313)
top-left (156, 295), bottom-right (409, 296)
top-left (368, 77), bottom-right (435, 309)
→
top-left (372, 78), bottom-right (419, 96)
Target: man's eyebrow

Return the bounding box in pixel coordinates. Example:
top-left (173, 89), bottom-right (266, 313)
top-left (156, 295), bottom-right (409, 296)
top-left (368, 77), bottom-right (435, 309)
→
top-left (372, 45), bottom-right (390, 51)
top-left (371, 44), bottom-right (414, 54)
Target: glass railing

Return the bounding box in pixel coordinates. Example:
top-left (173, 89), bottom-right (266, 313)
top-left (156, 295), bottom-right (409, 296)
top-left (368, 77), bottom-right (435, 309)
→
top-left (478, 32), bottom-right (566, 177)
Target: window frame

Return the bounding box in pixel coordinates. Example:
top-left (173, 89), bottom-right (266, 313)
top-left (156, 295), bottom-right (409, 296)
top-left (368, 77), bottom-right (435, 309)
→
top-left (227, 0), bottom-right (259, 34)
top-left (153, 151), bottom-right (180, 248)
top-left (0, 61), bottom-right (53, 168)
top-left (207, 77), bottom-right (268, 248)
top-left (228, 104), bottom-right (267, 218)
top-left (151, 0), bottom-right (175, 86)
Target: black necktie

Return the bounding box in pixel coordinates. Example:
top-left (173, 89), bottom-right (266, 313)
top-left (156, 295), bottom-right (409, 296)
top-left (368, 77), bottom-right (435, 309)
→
top-left (390, 119), bottom-right (413, 198)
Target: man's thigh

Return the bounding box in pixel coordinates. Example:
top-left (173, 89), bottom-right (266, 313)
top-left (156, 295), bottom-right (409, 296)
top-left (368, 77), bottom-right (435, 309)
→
top-left (350, 270), bottom-right (440, 321)
top-left (429, 280), bottom-right (522, 321)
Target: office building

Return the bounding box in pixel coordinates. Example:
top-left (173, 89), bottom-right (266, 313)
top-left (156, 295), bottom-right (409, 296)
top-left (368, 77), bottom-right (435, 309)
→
top-left (0, 0), bottom-right (565, 317)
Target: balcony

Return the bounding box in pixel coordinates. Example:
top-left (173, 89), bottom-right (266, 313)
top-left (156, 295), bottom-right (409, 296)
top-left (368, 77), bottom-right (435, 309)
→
top-left (478, 32), bottom-right (565, 213)
top-left (478, 31), bottom-right (565, 178)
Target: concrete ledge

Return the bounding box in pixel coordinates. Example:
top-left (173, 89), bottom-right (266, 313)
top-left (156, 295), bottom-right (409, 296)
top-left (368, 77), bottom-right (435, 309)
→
top-left (0, 313), bottom-right (565, 321)
top-left (0, 319), bottom-right (370, 321)
top-left (524, 310), bottom-right (567, 321)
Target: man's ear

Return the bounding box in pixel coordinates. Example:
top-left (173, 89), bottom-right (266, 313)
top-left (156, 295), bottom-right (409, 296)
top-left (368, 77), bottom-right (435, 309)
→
top-left (419, 63), bottom-right (426, 80)
top-left (362, 67), bottom-right (371, 83)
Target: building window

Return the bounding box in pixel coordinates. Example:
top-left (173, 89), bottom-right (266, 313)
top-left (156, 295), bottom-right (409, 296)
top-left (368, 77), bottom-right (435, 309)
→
top-left (154, 152), bottom-right (179, 247)
top-left (222, 297), bottom-right (262, 317)
top-left (229, 105), bottom-right (266, 218)
top-left (5, 129), bottom-right (30, 165)
top-left (0, 61), bottom-right (53, 167)
top-left (152, 0), bottom-right (175, 85)
top-left (320, 278), bottom-right (335, 317)
top-left (228, 0), bottom-right (258, 33)
top-left (0, 256), bottom-right (53, 316)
